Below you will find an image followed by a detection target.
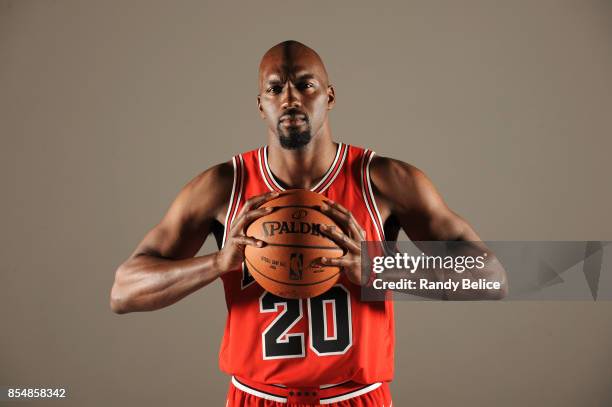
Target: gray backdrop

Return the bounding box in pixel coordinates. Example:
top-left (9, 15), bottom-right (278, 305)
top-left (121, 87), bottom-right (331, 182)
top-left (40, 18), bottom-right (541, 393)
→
top-left (1, 0), bottom-right (611, 405)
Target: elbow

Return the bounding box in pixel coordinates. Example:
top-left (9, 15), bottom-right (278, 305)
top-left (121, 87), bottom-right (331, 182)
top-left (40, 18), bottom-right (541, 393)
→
top-left (487, 278), bottom-right (509, 300)
top-left (487, 286), bottom-right (507, 300)
top-left (110, 266), bottom-right (131, 314)
top-left (110, 291), bottom-right (127, 314)
top-left (110, 285), bottom-right (129, 314)
top-left (486, 258), bottom-right (508, 300)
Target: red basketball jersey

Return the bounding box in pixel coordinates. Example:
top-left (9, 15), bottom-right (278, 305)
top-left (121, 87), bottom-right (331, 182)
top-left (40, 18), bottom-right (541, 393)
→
top-left (218, 142), bottom-right (394, 386)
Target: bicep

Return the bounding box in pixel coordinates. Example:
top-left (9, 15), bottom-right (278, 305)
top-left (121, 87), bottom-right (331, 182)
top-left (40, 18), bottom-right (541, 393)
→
top-left (375, 159), bottom-right (481, 242)
top-left (129, 165), bottom-right (231, 260)
top-left (400, 204), bottom-right (479, 242)
top-left (133, 216), bottom-right (211, 261)
top-left (131, 189), bottom-right (212, 260)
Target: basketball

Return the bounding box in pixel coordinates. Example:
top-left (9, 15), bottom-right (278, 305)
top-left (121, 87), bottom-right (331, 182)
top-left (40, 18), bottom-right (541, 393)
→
top-left (244, 189), bottom-right (344, 298)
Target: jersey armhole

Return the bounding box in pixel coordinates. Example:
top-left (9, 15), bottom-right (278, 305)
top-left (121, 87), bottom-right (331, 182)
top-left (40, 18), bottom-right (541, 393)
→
top-left (221, 154), bottom-right (244, 248)
top-left (360, 149), bottom-right (386, 241)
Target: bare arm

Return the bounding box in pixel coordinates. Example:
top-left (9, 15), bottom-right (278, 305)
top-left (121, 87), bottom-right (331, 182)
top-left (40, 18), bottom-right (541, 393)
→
top-left (110, 161), bottom-right (279, 314)
top-left (110, 163), bottom-right (232, 313)
top-left (370, 157), bottom-right (508, 300)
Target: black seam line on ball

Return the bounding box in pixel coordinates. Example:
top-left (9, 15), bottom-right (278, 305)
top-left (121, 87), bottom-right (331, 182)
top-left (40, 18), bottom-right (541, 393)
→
top-left (264, 204), bottom-right (322, 210)
top-left (245, 258), bottom-right (341, 287)
top-left (263, 242), bottom-right (343, 250)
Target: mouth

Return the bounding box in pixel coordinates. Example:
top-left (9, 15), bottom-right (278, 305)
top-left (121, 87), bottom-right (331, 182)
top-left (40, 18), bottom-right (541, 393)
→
top-left (278, 113), bottom-right (308, 123)
top-left (281, 118), bottom-right (306, 126)
top-left (279, 114), bottom-right (307, 127)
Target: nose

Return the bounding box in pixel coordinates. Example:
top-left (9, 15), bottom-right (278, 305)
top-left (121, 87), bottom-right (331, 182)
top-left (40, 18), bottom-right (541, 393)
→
top-left (280, 83), bottom-right (302, 110)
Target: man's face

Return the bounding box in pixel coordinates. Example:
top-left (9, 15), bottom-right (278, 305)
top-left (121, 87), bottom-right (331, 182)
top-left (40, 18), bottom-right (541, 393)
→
top-left (258, 46), bottom-right (334, 150)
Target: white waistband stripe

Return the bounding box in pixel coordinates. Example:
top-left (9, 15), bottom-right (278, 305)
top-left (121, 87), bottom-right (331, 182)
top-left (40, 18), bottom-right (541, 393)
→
top-left (231, 376), bottom-right (287, 403)
top-left (231, 376), bottom-right (382, 405)
top-left (320, 382), bottom-right (382, 404)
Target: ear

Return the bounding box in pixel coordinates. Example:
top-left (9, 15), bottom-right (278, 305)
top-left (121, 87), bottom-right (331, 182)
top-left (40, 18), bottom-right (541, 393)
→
top-left (327, 85), bottom-right (336, 110)
top-left (257, 95), bottom-right (266, 119)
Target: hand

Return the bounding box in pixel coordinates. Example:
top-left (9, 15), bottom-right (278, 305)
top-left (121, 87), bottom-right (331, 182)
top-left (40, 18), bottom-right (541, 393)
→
top-left (318, 199), bottom-right (367, 286)
top-left (214, 191), bottom-right (279, 275)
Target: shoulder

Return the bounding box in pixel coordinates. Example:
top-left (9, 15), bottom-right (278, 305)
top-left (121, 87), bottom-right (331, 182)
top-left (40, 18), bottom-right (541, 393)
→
top-left (369, 155), bottom-right (424, 189)
top-left (172, 161), bottom-right (235, 222)
top-left (188, 161), bottom-right (234, 193)
top-left (369, 155), bottom-right (444, 215)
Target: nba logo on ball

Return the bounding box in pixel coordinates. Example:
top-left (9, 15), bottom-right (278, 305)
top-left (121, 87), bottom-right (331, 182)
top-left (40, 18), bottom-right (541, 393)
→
top-left (289, 253), bottom-right (303, 280)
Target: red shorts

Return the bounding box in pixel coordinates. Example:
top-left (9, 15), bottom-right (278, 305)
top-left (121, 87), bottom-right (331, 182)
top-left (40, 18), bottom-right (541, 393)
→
top-left (226, 376), bottom-right (393, 407)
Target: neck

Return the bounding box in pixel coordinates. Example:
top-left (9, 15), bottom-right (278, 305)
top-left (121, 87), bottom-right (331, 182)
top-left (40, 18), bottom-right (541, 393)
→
top-left (267, 121), bottom-right (336, 190)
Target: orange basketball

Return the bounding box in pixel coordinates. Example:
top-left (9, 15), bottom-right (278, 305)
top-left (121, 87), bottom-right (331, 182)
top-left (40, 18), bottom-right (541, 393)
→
top-left (244, 189), bottom-right (344, 299)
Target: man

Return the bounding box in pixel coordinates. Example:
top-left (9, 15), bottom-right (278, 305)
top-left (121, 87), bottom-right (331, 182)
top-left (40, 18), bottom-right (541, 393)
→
top-left (110, 40), bottom-right (507, 406)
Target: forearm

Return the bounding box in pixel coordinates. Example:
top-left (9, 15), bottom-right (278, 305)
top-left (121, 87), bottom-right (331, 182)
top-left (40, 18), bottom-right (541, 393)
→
top-left (110, 252), bottom-right (223, 314)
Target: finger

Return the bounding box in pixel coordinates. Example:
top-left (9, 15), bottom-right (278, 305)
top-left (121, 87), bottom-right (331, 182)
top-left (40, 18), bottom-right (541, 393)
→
top-left (324, 200), bottom-right (366, 239)
top-left (320, 224), bottom-right (361, 253)
top-left (319, 256), bottom-right (356, 268)
top-left (253, 191), bottom-right (282, 209)
top-left (342, 211), bottom-right (366, 240)
top-left (324, 200), bottom-right (359, 228)
top-left (339, 213), bottom-right (366, 241)
top-left (319, 203), bottom-right (350, 231)
top-left (232, 235), bottom-right (266, 248)
top-left (232, 206), bottom-right (275, 233)
top-left (242, 191), bottom-right (280, 212)
top-left (323, 199), bottom-right (351, 216)
top-left (349, 220), bottom-right (366, 241)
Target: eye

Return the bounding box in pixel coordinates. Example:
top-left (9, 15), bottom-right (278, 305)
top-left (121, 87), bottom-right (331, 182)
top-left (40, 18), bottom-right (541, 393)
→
top-left (297, 82), bottom-right (314, 91)
top-left (267, 85), bottom-right (283, 94)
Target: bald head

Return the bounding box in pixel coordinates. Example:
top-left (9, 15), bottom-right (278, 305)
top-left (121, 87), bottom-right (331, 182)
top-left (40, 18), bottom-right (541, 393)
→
top-left (258, 40), bottom-right (329, 92)
top-left (257, 40), bottom-right (335, 150)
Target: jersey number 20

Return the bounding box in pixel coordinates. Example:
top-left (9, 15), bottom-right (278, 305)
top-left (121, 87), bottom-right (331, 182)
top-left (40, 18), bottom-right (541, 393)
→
top-left (259, 285), bottom-right (352, 359)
